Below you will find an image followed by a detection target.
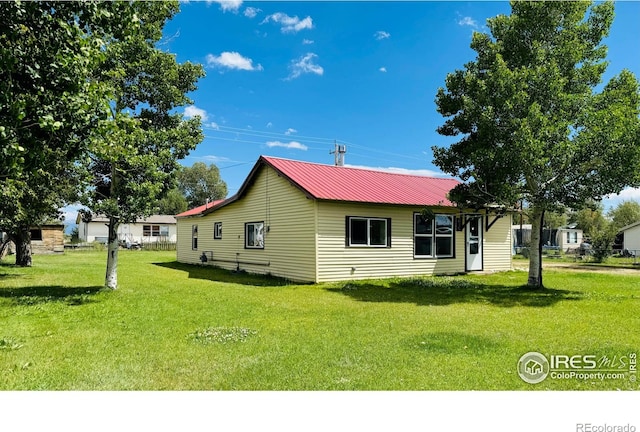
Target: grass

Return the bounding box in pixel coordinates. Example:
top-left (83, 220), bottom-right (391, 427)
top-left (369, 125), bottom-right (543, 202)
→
top-left (1, 250), bottom-right (639, 390)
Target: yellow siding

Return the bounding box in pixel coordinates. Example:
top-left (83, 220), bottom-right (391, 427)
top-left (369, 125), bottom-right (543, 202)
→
top-left (316, 202), bottom-right (465, 282)
top-left (177, 166), bottom-right (317, 282)
top-left (483, 214), bottom-right (513, 271)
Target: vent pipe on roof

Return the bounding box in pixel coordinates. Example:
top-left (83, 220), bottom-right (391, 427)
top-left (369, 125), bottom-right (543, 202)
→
top-left (330, 141), bottom-right (346, 166)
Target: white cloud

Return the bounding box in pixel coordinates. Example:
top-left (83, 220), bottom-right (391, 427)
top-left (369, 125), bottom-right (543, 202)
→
top-left (266, 140), bottom-right (308, 151)
top-left (284, 128), bottom-right (297, 136)
top-left (184, 105), bottom-right (209, 121)
top-left (207, 0), bottom-right (243, 12)
top-left (286, 53), bottom-right (324, 80)
top-left (345, 164), bottom-right (448, 178)
top-left (244, 6), bottom-right (260, 18)
top-left (205, 121), bottom-right (220, 130)
top-left (200, 155), bottom-right (231, 163)
top-left (602, 187), bottom-right (640, 210)
top-left (458, 16), bottom-right (478, 28)
top-left (302, 39), bottom-right (314, 45)
top-left (266, 122), bottom-right (273, 128)
top-left (374, 31), bottom-right (390, 40)
top-left (379, 67), bottom-right (387, 73)
top-left (206, 52), bottom-right (263, 71)
top-left (262, 12), bottom-right (314, 33)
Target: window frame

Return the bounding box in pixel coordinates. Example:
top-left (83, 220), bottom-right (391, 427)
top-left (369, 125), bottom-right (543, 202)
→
top-left (143, 224), bottom-right (162, 237)
top-left (345, 216), bottom-right (391, 248)
top-left (245, 221), bottom-right (265, 249)
top-left (214, 222), bottom-right (222, 240)
top-left (191, 225), bottom-right (198, 250)
top-left (413, 213), bottom-right (455, 259)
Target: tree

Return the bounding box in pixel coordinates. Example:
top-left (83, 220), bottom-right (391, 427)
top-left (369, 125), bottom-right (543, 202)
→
top-left (608, 200), bottom-right (640, 230)
top-left (569, 202), bottom-right (607, 238)
top-left (433, 1), bottom-right (640, 287)
top-left (177, 162), bottom-right (228, 208)
top-left (81, 1), bottom-right (205, 289)
top-left (0, 2), bottom-right (125, 266)
top-left (155, 187), bottom-right (188, 215)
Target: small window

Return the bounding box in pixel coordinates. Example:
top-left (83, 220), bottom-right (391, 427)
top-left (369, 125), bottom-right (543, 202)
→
top-left (159, 226), bottom-right (169, 237)
top-left (30, 229), bottom-right (43, 241)
top-left (192, 225), bottom-right (198, 250)
top-left (414, 213), bottom-right (454, 258)
top-left (245, 222), bottom-right (264, 249)
top-left (346, 217), bottom-right (390, 247)
top-left (214, 222), bottom-right (222, 240)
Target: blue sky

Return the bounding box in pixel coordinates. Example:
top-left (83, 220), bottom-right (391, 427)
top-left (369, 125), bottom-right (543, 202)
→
top-left (60, 1), bottom-right (640, 223)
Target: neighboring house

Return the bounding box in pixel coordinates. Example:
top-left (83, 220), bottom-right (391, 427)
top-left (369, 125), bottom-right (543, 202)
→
top-left (75, 214), bottom-right (177, 244)
top-left (176, 156), bottom-right (513, 283)
top-left (512, 224), bottom-right (582, 252)
top-left (619, 221), bottom-right (640, 254)
top-left (0, 224), bottom-right (64, 256)
top-left (556, 225), bottom-right (583, 252)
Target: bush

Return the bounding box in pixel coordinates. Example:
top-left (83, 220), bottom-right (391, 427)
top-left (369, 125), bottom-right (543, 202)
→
top-left (590, 226), bottom-right (617, 263)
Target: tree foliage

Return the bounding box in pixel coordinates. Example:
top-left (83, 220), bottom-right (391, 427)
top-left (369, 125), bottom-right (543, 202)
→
top-left (177, 162), bottom-right (228, 208)
top-left (155, 188), bottom-right (188, 215)
top-left (433, 1), bottom-right (640, 287)
top-left (608, 200), bottom-right (640, 230)
top-left (0, 1), bottom-right (128, 266)
top-left (80, 1), bottom-right (205, 289)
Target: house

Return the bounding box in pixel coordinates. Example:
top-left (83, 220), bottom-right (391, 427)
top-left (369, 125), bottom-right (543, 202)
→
top-left (76, 214), bottom-right (177, 245)
top-left (619, 220), bottom-right (640, 255)
top-left (175, 156), bottom-right (513, 283)
top-left (512, 224), bottom-right (583, 253)
top-left (556, 225), bottom-right (583, 252)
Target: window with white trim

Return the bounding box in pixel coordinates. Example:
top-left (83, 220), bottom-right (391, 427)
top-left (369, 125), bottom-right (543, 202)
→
top-left (567, 231), bottom-right (578, 244)
top-left (192, 225), bottom-right (198, 250)
top-left (245, 222), bottom-right (264, 249)
top-left (414, 213), bottom-right (454, 258)
top-left (346, 216), bottom-right (390, 247)
top-left (214, 222), bottom-right (222, 239)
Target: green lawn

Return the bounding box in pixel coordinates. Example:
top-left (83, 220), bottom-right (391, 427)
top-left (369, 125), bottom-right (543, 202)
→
top-left (1, 251), bottom-right (639, 390)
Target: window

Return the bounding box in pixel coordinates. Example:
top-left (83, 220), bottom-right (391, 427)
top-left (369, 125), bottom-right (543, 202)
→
top-left (346, 217), bottom-right (390, 247)
top-left (159, 226), bottom-right (169, 237)
top-left (30, 229), bottom-right (43, 241)
top-left (214, 222), bottom-right (222, 239)
top-left (143, 225), bottom-right (162, 237)
top-left (414, 213), bottom-right (454, 258)
top-left (245, 222), bottom-right (264, 249)
top-left (192, 225), bottom-right (198, 250)
top-left (567, 231), bottom-right (578, 244)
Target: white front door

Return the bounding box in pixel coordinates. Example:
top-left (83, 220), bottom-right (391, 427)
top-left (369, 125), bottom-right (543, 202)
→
top-left (466, 216), bottom-right (483, 271)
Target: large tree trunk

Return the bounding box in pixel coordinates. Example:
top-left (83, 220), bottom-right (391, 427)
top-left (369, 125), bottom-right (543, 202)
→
top-left (527, 206), bottom-right (545, 288)
top-left (12, 227), bottom-right (32, 267)
top-left (105, 217), bottom-right (119, 289)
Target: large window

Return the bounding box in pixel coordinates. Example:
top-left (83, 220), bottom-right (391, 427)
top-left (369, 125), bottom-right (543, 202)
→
top-left (192, 225), bottom-right (198, 250)
top-left (566, 231), bottom-right (578, 244)
top-left (245, 222), bottom-right (264, 249)
top-left (143, 225), bottom-right (162, 237)
top-left (214, 222), bottom-right (222, 240)
top-left (414, 213), bottom-right (454, 258)
top-left (346, 217), bottom-right (390, 247)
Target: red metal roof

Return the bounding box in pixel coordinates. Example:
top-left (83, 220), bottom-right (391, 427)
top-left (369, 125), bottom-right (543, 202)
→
top-left (262, 156), bottom-right (460, 206)
top-left (178, 156), bottom-right (460, 217)
top-left (176, 200), bottom-right (225, 217)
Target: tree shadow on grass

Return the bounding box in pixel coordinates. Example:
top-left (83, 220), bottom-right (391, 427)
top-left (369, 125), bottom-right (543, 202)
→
top-left (326, 277), bottom-right (584, 308)
top-left (0, 285), bottom-right (104, 306)
top-left (153, 261), bottom-right (297, 287)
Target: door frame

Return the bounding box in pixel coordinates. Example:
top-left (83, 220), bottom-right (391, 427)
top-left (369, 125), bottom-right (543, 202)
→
top-left (465, 214), bottom-right (483, 271)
